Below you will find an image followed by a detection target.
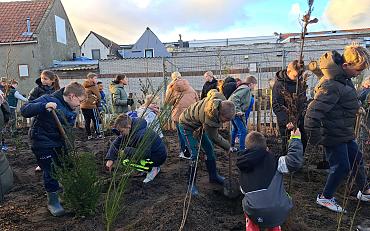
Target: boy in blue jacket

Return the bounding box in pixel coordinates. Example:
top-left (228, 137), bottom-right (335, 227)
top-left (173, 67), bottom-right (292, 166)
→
top-left (105, 114), bottom-right (167, 183)
top-left (236, 129), bottom-right (303, 230)
top-left (21, 82), bottom-right (86, 217)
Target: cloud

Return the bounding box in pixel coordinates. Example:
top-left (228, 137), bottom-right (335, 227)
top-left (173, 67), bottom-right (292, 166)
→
top-left (60, 0), bottom-right (249, 44)
top-left (324, 0), bottom-right (370, 29)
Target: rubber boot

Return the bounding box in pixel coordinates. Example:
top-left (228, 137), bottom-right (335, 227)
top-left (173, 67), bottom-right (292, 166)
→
top-left (187, 161), bottom-right (199, 196)
top-left (205, 159), bottom-right (225, 185)
top-left (47, 192), bottom-right (65, 217)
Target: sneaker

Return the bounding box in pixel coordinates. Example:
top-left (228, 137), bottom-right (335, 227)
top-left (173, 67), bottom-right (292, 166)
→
top-left (316, 194), bottom-right (347, 213)
top-left (357, 191), bottom-right (370, 202)
top-left (143, 167), bottom-right (160, 183)
top-left (35, 166), bottom-right (42, 172)
top-left (87, 135), bottom-right (93, 140)
top-left (1, 144), bottom-right (8, 152)
top-left (97, 134), bottom-right (104, 139)
top-left (179, 151), bottom-right (191, 160)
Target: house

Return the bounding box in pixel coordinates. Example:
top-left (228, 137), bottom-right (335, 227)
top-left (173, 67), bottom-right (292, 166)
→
top-left (123, 27), bottom-right (170, 58)
top-left (0, 0), bottom-right (80, 94)
top-left (81, 31), bottom-right (122, 60)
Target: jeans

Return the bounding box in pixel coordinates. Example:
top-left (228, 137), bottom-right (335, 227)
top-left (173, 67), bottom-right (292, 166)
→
top-left (231, 116), bottom-right (247, 150)
top-left (32, 147), bottom-right (65, 193)
top-left (323, 140), bottom-right (368, 198)
top-left (175, 122), bottom-right (186, 152)
top-left (178, 124), bottom-right (215, 161)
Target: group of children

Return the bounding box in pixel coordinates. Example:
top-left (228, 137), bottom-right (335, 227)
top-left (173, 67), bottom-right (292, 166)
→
top-left (0, 43), bottom-right (369, 231)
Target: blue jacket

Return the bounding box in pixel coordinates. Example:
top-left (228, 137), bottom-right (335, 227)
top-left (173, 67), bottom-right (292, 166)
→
top-left (105, 117), bottom-right (167, 167)
top-left (20, 88), bottom-right (77, 149)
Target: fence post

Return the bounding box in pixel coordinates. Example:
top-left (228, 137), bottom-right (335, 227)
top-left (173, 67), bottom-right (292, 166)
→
top-left (162, 57), bottom-right (167, 105)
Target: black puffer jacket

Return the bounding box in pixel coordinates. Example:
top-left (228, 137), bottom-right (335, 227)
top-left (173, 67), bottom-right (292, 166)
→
top-left (304, 50), bottom-right (360, 146)
top-left (272, 70), bottom-right (307, 126)
top-left (201, 78), bottom-right (218, 99)
top-left (28, 78), bottom-right (55, 101)
top-left (222, 77), bottom-right (237, 99)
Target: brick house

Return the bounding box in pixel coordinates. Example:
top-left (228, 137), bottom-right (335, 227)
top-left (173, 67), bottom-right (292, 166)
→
top-left (0, 0), bottom-right (80, 94)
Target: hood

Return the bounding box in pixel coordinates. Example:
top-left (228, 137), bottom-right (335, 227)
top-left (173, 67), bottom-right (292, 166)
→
top-left (236, 148), bottom-right (269, 173)
top-left (35, 78), bottom-right (42, 87)
top-left (82, 79), bottom-right (96, 88)
top-left (204, 89), bottom-right (226, 120)
top-left (275, 70), bottom-right (296, 84)
top-left (109, 82), bottom-right (123, 93)
top-left (173, 79), bottom-right (190, 92)
top-left (52, 88), bottom-right (73, 111)
top-left (224, 76), bottom-right (236, 84)
top-left (319, 50), bottom-right (348, 83)
top-left (131, 117), bottom-right (147, 133)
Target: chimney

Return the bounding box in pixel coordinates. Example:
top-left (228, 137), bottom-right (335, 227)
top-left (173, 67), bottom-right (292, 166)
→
top-left (178, 34), bottom-right (184, 48)
top-left (22, 17), bottom-right (33, 36)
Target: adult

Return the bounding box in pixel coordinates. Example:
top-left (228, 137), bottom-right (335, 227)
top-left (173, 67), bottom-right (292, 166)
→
top-left (305, 45), bottom-right (370, 212)
top-left (165, 71), bottom-right (199, 158)
top-left (109, 74), bottom-right (129, 114)
top-left (80, 73), bottom-right (102, 140)
top-left (200, 71), bottom-right (218, 99)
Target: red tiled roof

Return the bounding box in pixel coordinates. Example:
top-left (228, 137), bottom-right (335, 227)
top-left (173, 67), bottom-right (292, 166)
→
top-left (0, 0), bottom-right (52, 43)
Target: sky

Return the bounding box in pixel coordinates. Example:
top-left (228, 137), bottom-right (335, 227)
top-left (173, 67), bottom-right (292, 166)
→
top-left (2, 0), bottom-right (370, 44)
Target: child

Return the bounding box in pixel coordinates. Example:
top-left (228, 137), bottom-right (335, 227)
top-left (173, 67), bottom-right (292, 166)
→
top-left (21, 82), bottom-right (86, 216)
top-left (28, 70), bottom-right (60, 101)
top-left (305, 45), bottom-right (370, 212)
top-left (29, 70), bottom-right (60, 171)
top-left (97, 81), bottom-right (107, 112)
top-left (6, 80), bottom-right (28, 135)
top-left (136, 94), bottom-right (163, 138)
top-left (105, 114), bottom-right (167, 183)
top-left (179, 89), bottom-right (236, 195)
top-left (236, 129), bottom-right (303, 231)
top-left (229, 76), bottom-right (257, 150)
top-left (0, 93), bottom-right (13, 202)
top-left (80, 73), bottom-right (102, 140)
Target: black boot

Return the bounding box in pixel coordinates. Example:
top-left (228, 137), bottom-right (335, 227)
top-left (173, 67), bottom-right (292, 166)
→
top-left (187, 161), bottom-right (199, 196)
top-left (205, 159), bottom-right (225, 185)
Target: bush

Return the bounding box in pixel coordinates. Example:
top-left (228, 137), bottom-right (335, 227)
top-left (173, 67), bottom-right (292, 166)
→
top-left (54, 151), bottom-right (101, 216)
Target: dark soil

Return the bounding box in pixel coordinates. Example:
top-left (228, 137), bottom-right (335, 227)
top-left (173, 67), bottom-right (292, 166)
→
top-left (0, 128), bottom-right (369, 231)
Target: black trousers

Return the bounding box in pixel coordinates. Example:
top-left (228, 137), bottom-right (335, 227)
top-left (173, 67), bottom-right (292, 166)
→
top-left (81, 108), bottom-right (101, 136)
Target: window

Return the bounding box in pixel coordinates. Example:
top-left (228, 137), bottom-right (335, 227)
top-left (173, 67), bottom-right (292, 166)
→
top-left (144, 49), bottom-right (154, 58)
top-left (55, 15), bottom-right (66, 44)
top-left (18, 64), bottom-right (29, 78)
top-left (92, 49), bottom-right (101, 60)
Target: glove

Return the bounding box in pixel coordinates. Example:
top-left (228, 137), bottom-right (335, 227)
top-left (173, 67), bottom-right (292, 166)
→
top-left (229, 147), bottom-right (238, 153)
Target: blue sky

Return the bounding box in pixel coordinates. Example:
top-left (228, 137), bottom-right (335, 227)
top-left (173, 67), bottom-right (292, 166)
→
top-left (1, 0), bottom-right (369, 44)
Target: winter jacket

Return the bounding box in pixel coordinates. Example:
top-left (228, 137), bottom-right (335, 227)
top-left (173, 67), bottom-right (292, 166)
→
top-left (7, 87), bottom-right (28, 108)
top-left (109, 82), bottom-right (128, 113)
top-left (228, 84), bottom-right (252, 115)
top-left (28, 78), bottom-right (55, 101)
top-left (304, 50), bottom-right (360, 146)
top-left (179, 89), bottom-right (231, 150)
top-left (201, 78), bottom-right (218, 99)
top-left (0, 101), bottom-right (13, 202)
top-left (236, 138), bottom-right (303, 228)
top-left (105, 118), bottom-right (167, 167)
top-left (20, 88), bottom-right (77, 149)
top-left (272, 70), bottom-right (307, 127)
top-left (165, 78), bottom-right (199, 122)
top-left (358, 88), bottom-right (370, 127)
top-left (137, 105), bottom-right (163, 138)
top-left (80, 79), bottom-right (100, 109)
top-left (222, 77), bottom-right (237, 99)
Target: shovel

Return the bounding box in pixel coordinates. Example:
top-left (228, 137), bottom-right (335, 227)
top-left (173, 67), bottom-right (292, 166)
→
top-left (223, 150), bottom-right (240, 199)
top-left (51, 109), bottom-right (73, 149)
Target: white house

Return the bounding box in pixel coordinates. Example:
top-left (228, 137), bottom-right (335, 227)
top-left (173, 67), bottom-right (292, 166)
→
top-left (81, 31), bottom-right (122, 60)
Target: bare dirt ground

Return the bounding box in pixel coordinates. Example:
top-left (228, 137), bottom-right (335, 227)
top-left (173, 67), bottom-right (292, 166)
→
top-left (0, 128), bottom-right (369, 231)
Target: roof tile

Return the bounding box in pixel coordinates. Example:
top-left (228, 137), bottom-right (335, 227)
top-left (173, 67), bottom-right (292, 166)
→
top-left (0, 0), bottom-right (51, 43)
